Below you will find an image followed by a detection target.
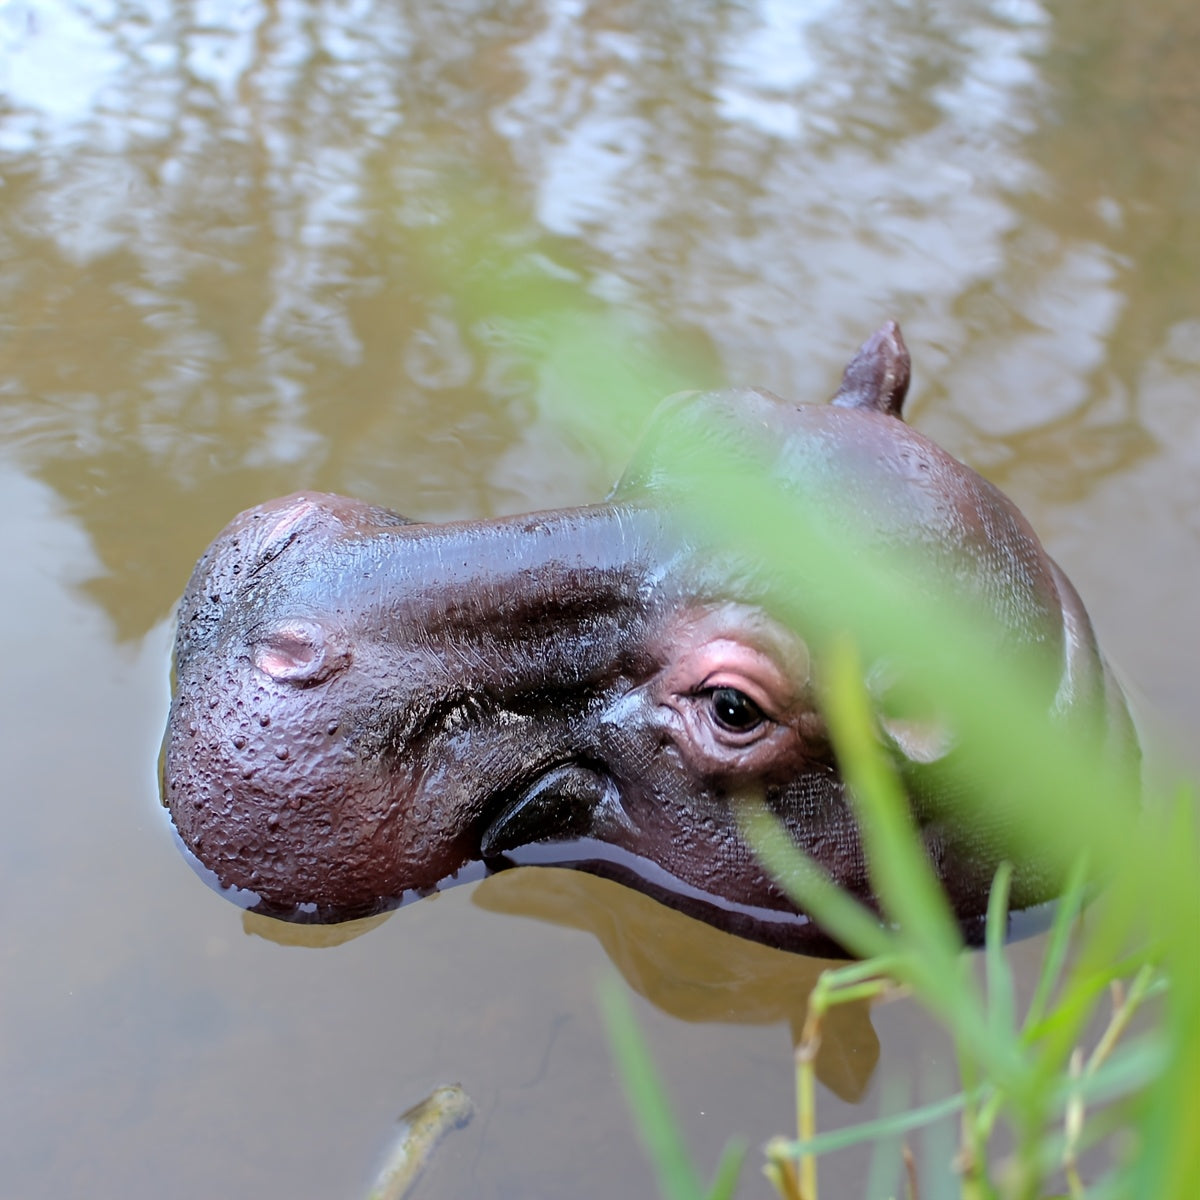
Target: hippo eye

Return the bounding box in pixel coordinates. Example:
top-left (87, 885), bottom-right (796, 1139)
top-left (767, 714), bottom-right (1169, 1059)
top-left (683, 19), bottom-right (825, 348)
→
top-left (708, 687), bottom-right (765, 733)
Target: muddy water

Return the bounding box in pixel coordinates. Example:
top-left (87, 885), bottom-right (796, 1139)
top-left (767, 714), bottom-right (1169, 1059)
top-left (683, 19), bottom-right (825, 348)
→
top-left (1, 2), bottom-right (1196, 1197)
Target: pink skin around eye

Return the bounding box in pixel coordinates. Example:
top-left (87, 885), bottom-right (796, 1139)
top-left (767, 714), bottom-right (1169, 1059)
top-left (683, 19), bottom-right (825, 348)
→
top-left (643, 608), bottom-right (828, 776)
top-left (649, 605), bottom-right (818, 763)
top-left (683, 638), bottom-right (799, 719)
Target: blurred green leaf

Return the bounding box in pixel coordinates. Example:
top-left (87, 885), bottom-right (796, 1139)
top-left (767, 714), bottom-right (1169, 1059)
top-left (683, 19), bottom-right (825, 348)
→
top-left (819, 637), bottom-right (964, 959)
top-left (599, 978), bottom-right (745, 1200)
top-left (705, 1141), bottom-right (749, 1200)
top-left (984, 863), bottom-right (1016, 1041)
top-left (769, 1088), bottom-right (972, 1158)
top-left (1021, 855), bottom-right (1090, 1037)
top-left (736, 802), bottom-right (893, 960)
top-left (507, 290), bottom-right (1198, 1196)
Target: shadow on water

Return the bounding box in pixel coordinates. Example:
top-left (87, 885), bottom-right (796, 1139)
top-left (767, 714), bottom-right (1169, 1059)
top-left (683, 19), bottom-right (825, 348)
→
top-left (1, 1), bottom-right (1197, 1197)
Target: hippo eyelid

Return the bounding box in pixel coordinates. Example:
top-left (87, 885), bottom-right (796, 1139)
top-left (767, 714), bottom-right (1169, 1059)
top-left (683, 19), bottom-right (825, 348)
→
top-left (694, 672), bottom-right (780, 724)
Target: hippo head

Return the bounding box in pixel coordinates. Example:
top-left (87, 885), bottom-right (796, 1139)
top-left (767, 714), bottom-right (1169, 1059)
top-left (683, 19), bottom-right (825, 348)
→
top-left (162, 324), bottom-right (1137, 952)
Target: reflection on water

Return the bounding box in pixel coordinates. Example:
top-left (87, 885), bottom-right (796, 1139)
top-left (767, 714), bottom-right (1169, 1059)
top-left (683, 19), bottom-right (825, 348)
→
top-left (1, 1), bottom-right (1197, 1197)
top-left (3, 0), bottom-right (1196, 648)
top-left (245, 867), bottom-right (881, 1103)
top-left (473, 868), bottom-right (879, 1102)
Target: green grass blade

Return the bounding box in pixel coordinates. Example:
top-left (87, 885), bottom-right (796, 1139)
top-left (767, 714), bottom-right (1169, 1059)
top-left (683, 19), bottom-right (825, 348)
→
top-left (599, 978), bottom-right (705, 1200)
top-left (1025, 944), bottom-right (1161, 1082)
top-left (704, 1140), bottom-right (747, 1200)
top-left (601, 977), bottom-right (753, 1200)
top-left (864, 1071), bottom-right (913, 1200)
top-left (738, 801), bottom-right (894, 960)
top-left (768, 1087), bottom-right (974, 1158)
top-left (985, 862), bottom-right (1016, 1039)
top-left (820, 637), bottom-right (965, 965)
top-left (818, 640), bottom-right (1032, 1089)
top-left (1021, 854), bottom-right (1090, 1038)
top-left (1064, 1035), bottom-right (1168, 1108)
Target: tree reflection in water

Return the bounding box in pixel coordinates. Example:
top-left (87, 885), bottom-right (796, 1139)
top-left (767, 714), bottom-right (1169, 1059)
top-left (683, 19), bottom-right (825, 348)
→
top-left (2, 0), bottom-right (1192, 643)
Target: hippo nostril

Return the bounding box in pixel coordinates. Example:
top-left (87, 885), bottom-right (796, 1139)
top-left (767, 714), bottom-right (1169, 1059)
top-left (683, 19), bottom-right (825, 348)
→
top-left (253, 620), bottom-right (349, 684)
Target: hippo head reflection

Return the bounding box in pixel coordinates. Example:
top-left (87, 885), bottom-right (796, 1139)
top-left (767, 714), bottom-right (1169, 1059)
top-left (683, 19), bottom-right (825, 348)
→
top-left (241, 866), bottom-right (881, 1103)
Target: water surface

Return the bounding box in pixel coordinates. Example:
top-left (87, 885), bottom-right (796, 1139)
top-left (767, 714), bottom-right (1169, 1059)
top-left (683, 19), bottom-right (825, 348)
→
top-left (1, 2), bottom-right (1196, 1196)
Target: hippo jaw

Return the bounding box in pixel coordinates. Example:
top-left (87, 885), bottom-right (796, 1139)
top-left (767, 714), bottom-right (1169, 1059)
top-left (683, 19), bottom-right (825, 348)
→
top-left (475, 601), bottom-right (865, 934)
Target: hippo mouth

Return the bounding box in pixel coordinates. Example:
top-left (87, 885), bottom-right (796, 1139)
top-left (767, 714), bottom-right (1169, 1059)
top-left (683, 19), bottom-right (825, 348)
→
top-left (484, 834), bottom-right (836, 951)
top-left (478, 762), bottom-right (634, 860)
top-left (473, 760), bottom-right (836, 948)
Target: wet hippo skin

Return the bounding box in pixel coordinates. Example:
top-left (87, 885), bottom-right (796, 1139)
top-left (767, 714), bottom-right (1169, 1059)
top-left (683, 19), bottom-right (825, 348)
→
top-left (162, 323), bottom-right (1137, 953)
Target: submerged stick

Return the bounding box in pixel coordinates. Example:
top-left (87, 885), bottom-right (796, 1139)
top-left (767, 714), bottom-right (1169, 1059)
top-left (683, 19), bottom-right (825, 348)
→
top-left (366, 1084), bottom-right (475, 1200)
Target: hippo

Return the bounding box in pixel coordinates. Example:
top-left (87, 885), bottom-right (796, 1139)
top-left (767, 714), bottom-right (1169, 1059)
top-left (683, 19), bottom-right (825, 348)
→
top-left (161, 323), bottom-right (1137, 954)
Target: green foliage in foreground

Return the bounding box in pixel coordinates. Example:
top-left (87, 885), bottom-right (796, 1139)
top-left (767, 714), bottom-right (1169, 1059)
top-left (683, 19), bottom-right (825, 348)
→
top-left (600, 645), bottom-right (1187, 1200)
top-left (590, 405), bottom-right (1196, 1200)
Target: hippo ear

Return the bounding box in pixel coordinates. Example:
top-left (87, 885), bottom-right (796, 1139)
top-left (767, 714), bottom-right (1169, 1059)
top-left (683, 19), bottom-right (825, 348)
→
top-left (880, 715), bottom-right (954, 764)
top-left (830, 321), bottom-right (911, 418)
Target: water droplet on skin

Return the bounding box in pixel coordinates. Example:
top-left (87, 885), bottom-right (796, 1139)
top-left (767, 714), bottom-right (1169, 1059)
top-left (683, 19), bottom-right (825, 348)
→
top-left (275, 746), bottom-right (289, 761)
top-left (267, 813), bottom-right (279, 829)
top-left (326, 720), bottom-right (339, 735)
top-left (233, 735), bottom-right (246, 750)
top-left (259, 714), bottom-right (271, 727)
